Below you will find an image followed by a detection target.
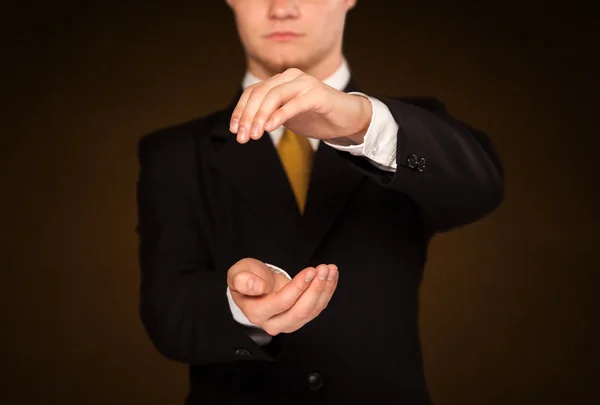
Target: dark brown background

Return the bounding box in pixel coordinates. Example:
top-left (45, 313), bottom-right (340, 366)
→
top-left (2, 1), bottom-right (598, 404)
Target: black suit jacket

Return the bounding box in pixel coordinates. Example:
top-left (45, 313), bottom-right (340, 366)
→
top-left (136, 77), bottom-right (504, 404)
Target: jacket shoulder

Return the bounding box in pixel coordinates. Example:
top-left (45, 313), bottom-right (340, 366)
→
top-left (388, 96), bottom-right (448, 115)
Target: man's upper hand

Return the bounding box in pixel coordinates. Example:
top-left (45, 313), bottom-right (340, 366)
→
top-left (227, 258), bottom-right (339, 336)
top-left (229, 68), bottom-right (372, 145)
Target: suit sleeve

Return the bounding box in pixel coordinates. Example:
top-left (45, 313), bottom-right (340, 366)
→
top-left (136, 133), bottom-right (282, 365)
top-left (335, 97), bottom-right (505, 233)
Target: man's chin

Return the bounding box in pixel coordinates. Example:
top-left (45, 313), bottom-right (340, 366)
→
top-left (262, 55), bottom-right (311, 74)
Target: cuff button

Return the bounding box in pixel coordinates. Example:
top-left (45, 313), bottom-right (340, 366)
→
top-left (407, 154), bottom-right (418, 169)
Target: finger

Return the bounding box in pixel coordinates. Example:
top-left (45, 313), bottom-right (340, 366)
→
top-left (264, 264), bottom-right (333, 331)
top-left (236, 70), bottom-right (304, 143)
top-left (231, 271), bottom-right (266, 296)
top-left (305, 264), bottom-right (339, 323)
top-left (230, 83), bottom-right (258, 136)
top-left (258, 266), bottom-right (317, 320)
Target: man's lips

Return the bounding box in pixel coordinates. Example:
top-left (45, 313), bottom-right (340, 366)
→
top-left (265, 32), bottom-right (303, 41)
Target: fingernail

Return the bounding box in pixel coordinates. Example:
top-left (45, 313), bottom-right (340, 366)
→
top-left (327, 269), bottom-right (337, 281)
top-left (265, 119), bottom-right (274, 130)
top-left (248, 278), bottom-right (254, 293)
top-left (230, 119), bottom-right (239, 133)
top-left (305, 269), bottom-right (315, 282)
top-left (238, 127), bottom-right (247, 141)
top-left (318, 266), bottom-right (328, 280)
top-left (250, 124), bottom-right (259, 138)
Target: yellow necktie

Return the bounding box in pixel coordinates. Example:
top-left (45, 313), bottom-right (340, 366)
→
top-left (276, 128), bottom-right (314, 214)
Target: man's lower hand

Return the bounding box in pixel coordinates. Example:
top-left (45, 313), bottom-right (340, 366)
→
top-left (227, 258), bottom-right (339, 336)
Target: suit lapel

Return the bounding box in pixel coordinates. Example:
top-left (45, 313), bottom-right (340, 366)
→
top-left (297, 141), bottom-right (365, 265)
top-left (208, 76), bottom-right (366, 264)
top-left (210, 92), bottom-right (302, 255)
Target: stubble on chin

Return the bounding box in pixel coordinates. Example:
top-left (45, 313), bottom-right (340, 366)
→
top-left (252, 49), bottom-right (322, 77)
top-left (262, 57), bottom-right (307, 75)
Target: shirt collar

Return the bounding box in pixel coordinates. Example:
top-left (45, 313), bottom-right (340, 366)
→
top-left (242, 58), bottom-right (351, 92)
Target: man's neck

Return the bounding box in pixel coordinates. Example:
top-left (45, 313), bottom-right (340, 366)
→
top-left (247, 53), bottom-right (344, 82)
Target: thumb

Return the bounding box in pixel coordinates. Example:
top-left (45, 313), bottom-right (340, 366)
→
top-left (233, 271), bottom-right (266, 296)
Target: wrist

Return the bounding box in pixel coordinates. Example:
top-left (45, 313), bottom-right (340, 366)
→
top-left (329, 95), bottom-right (372, 146)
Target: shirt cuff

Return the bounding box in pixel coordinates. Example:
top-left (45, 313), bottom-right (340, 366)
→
top-left (264, 262), bottom-right (292, 280)
top-left (325, 92), bottom-right (399, 172)
top-left (226, 286), bottom-right (257, 327)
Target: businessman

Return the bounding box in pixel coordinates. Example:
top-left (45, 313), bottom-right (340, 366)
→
top-left (136, 0), bottom-right (504, 404)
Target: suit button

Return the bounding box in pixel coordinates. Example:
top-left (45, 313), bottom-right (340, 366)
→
top-left (234, 348), bottom-right (251, 357)
top-left (407, 154), bottom-right (418, 169)
top-left (417, 157), bottom-right (427, 172)
top-left (307, 371), bottom-right (324, 391)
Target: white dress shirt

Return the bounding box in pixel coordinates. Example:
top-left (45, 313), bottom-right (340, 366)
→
top-left (226, 59), bottom-right (400, 340)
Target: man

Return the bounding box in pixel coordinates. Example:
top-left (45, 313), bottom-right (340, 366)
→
top-left (136, 0), bottom-right (504, 404)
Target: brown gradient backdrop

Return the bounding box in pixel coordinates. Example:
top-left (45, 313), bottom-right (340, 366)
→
top-left (1, 1), bottom-right (598, 404)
